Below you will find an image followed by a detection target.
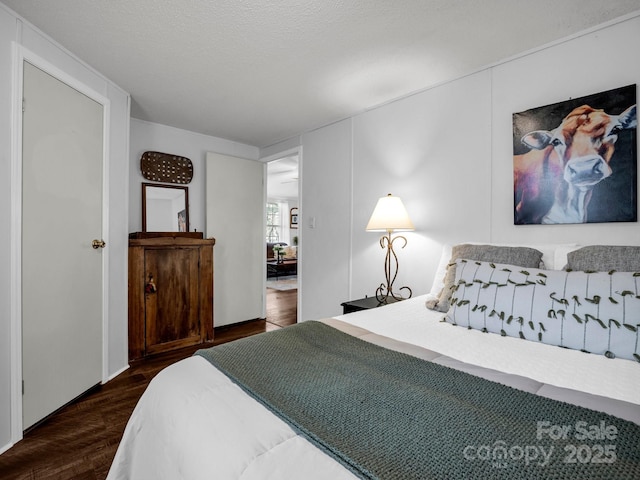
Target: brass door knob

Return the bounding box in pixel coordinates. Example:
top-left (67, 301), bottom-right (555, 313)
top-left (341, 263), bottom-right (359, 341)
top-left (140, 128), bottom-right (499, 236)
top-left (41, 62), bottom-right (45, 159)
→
top-left (92, 239), bottom-right (106, 249)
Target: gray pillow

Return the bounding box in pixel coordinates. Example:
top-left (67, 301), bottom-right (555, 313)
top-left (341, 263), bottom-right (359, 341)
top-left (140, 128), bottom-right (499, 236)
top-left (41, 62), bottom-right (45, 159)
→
top-left (426, 244), bottom-right (544, 312)
top-left (566, 245), bottom-right (640, 272)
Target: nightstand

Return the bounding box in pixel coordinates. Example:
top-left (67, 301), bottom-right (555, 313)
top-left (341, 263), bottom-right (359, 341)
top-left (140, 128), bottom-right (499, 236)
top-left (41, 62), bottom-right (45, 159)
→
top-left (340, 295), bottom-right (402, 314)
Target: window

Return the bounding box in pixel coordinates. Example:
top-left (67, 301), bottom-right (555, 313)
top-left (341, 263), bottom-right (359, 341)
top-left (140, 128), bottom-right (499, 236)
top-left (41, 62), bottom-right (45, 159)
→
top-left (266, 202), bottom-right (280, 243)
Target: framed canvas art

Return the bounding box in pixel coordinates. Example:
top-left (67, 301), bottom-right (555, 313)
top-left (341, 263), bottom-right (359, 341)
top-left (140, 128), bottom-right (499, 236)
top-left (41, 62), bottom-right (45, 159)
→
top-left (513, 85), bottom-right (637, 225)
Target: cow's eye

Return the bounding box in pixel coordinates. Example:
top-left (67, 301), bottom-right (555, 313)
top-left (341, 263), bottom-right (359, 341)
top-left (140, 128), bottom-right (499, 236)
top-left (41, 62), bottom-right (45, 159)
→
top-left (550, 138), bottom-right (563, 147)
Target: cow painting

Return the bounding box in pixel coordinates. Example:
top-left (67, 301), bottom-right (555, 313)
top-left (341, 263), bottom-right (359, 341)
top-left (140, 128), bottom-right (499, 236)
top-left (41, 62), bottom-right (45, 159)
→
top-left (513, 87), bottom-right (637, 225)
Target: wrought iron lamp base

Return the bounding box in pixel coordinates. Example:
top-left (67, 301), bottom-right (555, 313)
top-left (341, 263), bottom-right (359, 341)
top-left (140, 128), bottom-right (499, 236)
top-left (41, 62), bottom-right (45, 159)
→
top-left (374, 232), bottom-right (412, 304)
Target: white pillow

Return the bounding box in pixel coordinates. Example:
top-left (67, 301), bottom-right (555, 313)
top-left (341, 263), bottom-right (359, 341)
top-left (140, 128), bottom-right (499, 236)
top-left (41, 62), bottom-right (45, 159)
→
top-left (429, 244), bottom-right (453, 297)
top-left (445, 259), bottom-right (640, 362)
top-left (555, 244), bottom-right (583, 270)
top-left (428, 242), bottom-right (580, 296)
top-left (525, 243), bottom-right (578, 270)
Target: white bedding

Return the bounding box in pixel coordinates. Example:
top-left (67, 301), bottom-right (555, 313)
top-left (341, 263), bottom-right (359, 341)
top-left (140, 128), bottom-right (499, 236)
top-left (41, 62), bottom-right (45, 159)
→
top-left (336, 295), bottom-right (640, 406)
top-left (108, 294), bottom-right (640, 480)
top-left (107, 354), bottom-right (359, 480)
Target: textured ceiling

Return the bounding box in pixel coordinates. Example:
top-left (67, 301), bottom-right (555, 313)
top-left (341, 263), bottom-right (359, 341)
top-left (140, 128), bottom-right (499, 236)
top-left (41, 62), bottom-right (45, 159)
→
top-left (3, 0), bottom-right (640, 147)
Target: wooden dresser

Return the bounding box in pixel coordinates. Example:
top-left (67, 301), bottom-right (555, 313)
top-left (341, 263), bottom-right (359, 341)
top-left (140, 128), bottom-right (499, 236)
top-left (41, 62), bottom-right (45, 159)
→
top-left (128, 233), bottom-right (215, 360)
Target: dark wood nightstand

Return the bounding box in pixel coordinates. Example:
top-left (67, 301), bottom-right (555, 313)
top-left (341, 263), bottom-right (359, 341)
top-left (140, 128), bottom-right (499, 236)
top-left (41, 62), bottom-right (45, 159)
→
top-left (340, 295), bottom-right (402, 314)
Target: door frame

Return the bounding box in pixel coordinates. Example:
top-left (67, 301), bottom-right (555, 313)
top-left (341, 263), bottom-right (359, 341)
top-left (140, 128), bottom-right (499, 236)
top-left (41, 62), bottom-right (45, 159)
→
top-left (9, 44), bottom-right (111, 443)
top-left (260, 146), bottom-right (303, 323)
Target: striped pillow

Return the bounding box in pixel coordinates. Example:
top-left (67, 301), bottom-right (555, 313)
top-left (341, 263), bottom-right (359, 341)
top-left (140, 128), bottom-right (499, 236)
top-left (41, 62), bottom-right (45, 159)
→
top-left (444, 259), bottom-right (640, 362)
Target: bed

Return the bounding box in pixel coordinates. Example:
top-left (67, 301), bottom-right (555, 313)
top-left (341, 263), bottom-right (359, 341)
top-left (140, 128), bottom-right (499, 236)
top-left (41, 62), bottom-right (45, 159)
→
top-left (107, 243), bottom-right (640, 480)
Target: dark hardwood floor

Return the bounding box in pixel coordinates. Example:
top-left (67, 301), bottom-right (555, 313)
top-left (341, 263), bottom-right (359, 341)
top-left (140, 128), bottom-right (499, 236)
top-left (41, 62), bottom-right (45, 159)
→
top-left (0, 287), bottom-right (297, 480)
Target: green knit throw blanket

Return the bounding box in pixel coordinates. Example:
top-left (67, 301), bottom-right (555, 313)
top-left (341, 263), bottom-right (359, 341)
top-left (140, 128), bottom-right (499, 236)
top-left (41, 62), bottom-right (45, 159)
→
top-left (196, 321), bottom-right (640, 480)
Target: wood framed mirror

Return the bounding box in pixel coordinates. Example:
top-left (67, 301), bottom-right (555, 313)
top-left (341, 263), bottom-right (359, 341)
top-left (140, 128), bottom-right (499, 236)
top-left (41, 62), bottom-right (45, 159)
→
top-left (142, 183), bottom-right (189, 232)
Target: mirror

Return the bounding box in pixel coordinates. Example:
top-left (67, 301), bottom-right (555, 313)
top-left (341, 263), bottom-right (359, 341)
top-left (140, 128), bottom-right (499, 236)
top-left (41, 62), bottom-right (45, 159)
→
top-left (142, 183), bottom-right (189, 232)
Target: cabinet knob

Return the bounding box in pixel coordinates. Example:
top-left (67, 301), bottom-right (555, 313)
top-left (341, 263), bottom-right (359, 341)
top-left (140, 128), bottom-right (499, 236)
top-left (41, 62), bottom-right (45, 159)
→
top-left (92, 239), bottom-right (106, 249)
top-left (145, 274), bottom-right (157, 294)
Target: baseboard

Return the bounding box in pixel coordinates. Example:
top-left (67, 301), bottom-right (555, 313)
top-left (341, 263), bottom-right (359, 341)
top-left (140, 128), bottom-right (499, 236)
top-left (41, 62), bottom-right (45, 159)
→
top-left (0, 440), bottom-right (14, 456)
top-left (214, 317), bottom-right (263, 331)
top-left (105, 364), bottom-right (130, 383)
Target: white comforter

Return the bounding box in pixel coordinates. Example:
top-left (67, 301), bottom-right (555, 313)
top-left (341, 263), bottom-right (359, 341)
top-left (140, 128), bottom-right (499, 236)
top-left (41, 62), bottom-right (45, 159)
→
top-left (335, 295), bottom-right (640, 406)
top-left (107, 354), bottom-right (359, 480)
top-left (107, 295), bottom-right (640, 480)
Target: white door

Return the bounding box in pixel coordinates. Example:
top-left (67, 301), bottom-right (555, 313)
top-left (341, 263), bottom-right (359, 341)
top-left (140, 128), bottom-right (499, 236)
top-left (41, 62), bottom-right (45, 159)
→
top-left (21, 61), bottom-right (104, 429)
top-left (205, 153), bottom-right (264, 327)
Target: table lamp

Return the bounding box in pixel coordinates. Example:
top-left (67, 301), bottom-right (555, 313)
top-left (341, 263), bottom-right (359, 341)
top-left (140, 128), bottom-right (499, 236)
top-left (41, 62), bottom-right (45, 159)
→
top-left (366, 193), bottom-right (414, 303)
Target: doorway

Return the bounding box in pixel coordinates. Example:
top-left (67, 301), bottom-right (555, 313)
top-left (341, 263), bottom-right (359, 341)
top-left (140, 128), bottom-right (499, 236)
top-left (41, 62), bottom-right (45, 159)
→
top-left (265, 155), bottom-right (298, 327)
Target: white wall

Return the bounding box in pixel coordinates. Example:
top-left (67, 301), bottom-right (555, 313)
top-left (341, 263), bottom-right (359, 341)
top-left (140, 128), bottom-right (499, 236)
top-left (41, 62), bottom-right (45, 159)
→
top-left (287, 200), bottom-right (299, 246)
top-left (490, 16), bottom-right (640, 245)
top-left (351, 71), bottom-right (493, 300)
top-left (298, 120), bottom-right (353, 321)
top-left (0, 3), bottom-right (130, 452)
top-left (129, 119), bottom-right (259, 234)
top-left (272, 14), bottom-right (640, 322)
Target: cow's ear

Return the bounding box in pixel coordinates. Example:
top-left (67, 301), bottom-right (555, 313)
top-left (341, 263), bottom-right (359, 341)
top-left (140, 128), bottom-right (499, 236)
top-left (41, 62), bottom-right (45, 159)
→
top-left (521, 131), bottom-right (553, 150)
top-left (618, 104), bottom-right (637, 130)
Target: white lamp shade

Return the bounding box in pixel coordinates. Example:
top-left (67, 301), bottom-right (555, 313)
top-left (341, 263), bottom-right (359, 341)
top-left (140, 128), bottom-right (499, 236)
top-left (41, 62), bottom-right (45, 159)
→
top-left (366, 194), bottom-right (414, 232)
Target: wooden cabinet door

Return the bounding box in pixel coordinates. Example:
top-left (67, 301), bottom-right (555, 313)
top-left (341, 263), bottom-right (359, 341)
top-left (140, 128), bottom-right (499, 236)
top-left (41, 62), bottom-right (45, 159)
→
top-left (128, 236), bottom-right (214, 360)
top-left (144, 246), bottom-right (201, 355)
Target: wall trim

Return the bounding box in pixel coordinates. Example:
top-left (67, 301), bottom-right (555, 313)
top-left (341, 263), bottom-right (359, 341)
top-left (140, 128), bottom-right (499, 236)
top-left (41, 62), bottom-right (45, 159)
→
top-left (106, 364), bottom-right (130, 383)
top-left (0, 441), bottom-right (14, 456)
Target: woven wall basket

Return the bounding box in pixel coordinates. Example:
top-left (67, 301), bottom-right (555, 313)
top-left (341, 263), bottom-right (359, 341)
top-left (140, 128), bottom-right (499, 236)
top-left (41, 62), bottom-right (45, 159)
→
top-left (140, 151), bottom-right (193, 184)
